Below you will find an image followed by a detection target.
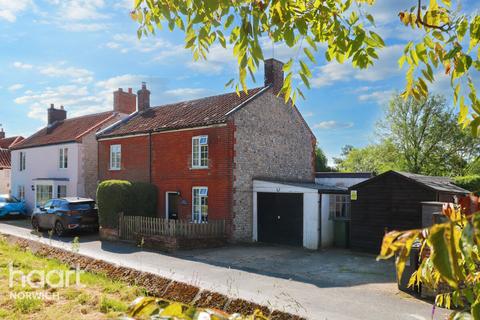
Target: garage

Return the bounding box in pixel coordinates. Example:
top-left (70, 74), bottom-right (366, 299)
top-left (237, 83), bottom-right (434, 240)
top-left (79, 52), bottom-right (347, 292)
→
top-left (257, 192), bottom-right (303, 246)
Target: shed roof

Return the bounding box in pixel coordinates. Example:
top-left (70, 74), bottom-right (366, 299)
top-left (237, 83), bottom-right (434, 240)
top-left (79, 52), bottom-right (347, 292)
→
top-left (315, 172), bottom-right (374, 179)
top-left (254, 179), bottom-right (348, 193)
top-left (349, 170), bottom-right (470, 194)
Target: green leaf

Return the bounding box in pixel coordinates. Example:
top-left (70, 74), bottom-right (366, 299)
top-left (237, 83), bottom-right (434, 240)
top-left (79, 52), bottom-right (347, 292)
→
top-left (304, 47), bottom-right (316, 63)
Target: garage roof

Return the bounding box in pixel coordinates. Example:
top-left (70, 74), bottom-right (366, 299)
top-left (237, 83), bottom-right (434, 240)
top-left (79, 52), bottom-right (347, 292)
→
top-left (255, 179), bottom-right (348, 193)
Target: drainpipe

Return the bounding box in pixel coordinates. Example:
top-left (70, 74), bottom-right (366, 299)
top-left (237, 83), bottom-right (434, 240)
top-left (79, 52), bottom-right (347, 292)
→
top-left (148, 131), bottom-right (152, 183)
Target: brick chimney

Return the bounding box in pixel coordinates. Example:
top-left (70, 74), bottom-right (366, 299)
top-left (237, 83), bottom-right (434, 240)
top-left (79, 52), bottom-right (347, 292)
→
top-left (113, 88), bottom-right (136, 114)
top-left (264, 58), bottom-right (284, 94)
top-left (137, 82), bottom-right (150, 112)
top-left (0, 128), bottom-right (5, 139)
top-left (47, 104), bottom-right (67, 126)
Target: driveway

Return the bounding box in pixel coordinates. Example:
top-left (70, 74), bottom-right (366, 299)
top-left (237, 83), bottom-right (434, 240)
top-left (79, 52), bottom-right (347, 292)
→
top-left (0, 219), bottom-right (447, 320)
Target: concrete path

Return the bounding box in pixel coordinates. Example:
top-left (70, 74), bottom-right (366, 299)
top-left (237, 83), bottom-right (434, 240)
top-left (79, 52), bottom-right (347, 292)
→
top-left (0, 219), bottom-right (448, 320)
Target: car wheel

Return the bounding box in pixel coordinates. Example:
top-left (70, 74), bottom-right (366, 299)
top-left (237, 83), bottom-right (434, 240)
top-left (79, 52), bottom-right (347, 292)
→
top-left (54, 221), bottom-right (65, 237)
top-left (31, 217), bottom-right (42, 231)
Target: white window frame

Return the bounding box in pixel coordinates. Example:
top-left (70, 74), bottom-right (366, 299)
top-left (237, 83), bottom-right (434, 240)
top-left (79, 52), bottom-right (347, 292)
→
top-left (35, 184), bottom-right (53, 207)
top-left (59, 147), bottom-right (68, 169)
top-left (192, 187), bottom-right (208, 223)
top-left (192, 136), bottom-right (208, 169)
top-left (17, 185), bottom-right (25, 201)
top-left (19, 152), bottom-right (26, 171)
top-left (109, 144), bottom-right (121, 170)
top-left (329, 194), bottom-right (351, 220)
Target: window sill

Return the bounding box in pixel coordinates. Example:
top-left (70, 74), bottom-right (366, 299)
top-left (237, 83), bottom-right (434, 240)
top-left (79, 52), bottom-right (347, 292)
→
top-left (109, 168), bottom-right (121, 171)
top-left (191, 166), bottom-right (209, 170)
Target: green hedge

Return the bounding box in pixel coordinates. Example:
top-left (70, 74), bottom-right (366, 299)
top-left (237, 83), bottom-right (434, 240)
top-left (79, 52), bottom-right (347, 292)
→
top-left (96, 180), bottom-right (158, 228)
top-left (453, 175), bottom-right (480, 193)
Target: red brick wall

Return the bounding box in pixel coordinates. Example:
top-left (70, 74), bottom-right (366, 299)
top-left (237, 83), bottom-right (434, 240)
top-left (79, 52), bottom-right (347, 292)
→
top-left (98, 123), bottom-right (234, 225)
top-left (151, 123), bottom-right (234, 223)
top-left (98, 135), bottom-right (150, 183)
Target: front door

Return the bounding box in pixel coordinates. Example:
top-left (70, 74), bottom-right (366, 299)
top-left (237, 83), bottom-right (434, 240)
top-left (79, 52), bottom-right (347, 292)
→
top-left (167, 192), bottom-right (179, 220)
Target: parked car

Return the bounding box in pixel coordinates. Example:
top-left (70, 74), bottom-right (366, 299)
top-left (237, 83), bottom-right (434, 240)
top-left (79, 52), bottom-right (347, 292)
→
top-left (0, 194), bottom-right (27, 217)
top-left (31, 197), bottom-right (99, 236)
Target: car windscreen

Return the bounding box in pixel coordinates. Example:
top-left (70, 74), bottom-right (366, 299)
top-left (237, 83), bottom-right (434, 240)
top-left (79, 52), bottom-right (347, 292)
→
top-left (0, 196), bottom-right (19, 203)
top-left (68, 202), bottom-right (95, 210)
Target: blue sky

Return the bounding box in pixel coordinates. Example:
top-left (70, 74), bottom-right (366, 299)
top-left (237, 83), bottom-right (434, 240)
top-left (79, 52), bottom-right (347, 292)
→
top-left (0, 0), bottom-right (475, 164)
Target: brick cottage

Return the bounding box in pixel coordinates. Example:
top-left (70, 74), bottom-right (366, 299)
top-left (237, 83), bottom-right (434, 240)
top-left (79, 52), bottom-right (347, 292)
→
top-left (97, 59), bottom-right (316, 241)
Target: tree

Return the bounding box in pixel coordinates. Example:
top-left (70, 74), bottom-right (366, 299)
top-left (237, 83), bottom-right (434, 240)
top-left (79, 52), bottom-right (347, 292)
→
top-left (132, 0), bottom-right (480, 135)
top-left (378, 95), bottom-right (480, 176)
top-left (335, 140), bottom-right (402, 173)
top-left (315, 145), bottom-right (334, 172)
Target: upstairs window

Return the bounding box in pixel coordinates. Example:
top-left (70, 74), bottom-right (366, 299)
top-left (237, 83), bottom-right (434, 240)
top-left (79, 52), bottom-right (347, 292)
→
top-left (110, 144), bottom-right (121, 170)
top-left (19, 152), bottom-right (26, 171)
top-left (329, 194), bottom-right (351, 220)
top-left (192, 187), bottom-right (208, 223)
top-left (59, 147), bottom-right (68, 169)
top-left (192, 136), bottom-right (208, 168)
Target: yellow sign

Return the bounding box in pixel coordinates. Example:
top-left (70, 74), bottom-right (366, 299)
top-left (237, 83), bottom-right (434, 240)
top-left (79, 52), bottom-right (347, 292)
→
top-left (350, 190), bottom-right (357, 201)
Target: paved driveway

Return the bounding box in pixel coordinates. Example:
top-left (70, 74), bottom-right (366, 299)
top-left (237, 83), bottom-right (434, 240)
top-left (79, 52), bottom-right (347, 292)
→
top-left (0, 218), bottom-right (447, 320)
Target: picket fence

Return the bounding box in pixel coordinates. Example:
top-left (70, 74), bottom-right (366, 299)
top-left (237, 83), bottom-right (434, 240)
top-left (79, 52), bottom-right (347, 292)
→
top-left (118, 214), bottom-right (226, 241)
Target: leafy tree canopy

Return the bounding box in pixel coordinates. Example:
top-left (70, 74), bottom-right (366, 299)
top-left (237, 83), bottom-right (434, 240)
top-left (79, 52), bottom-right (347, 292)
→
top-left (132, 0), bottom-right (480, 135)
top-left (315, 145), bottom-right (335, 172)
top-left (336, 94), bottom-right (480, 176)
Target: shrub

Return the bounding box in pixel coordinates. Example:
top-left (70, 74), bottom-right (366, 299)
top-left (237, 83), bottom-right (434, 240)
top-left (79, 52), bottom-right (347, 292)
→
top-left (130, 182), bottom-right (158, 217)
top-left (453, 175), bottom-right (480, 193)
top-left (97, 180), bottom-right (133, 228)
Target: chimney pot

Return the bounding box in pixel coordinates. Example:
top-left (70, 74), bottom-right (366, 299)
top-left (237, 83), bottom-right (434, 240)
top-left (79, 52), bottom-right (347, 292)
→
top-left (0, 128), bottom-right (4, 139)
top-left (128, 88), bottom-right (132, 94)
top-left (137, 82), bottom-right (151, 112)
top-left (50, 103), bottom-right (54, 109)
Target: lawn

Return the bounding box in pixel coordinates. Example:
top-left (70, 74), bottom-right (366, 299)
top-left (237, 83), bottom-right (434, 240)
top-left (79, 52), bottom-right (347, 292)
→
top-left (0, 235), bottom-right (143, 319)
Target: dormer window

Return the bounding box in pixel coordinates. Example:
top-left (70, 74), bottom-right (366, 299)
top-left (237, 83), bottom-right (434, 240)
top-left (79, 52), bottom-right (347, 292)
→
top-left (192, 135), bottom-right (208, 168)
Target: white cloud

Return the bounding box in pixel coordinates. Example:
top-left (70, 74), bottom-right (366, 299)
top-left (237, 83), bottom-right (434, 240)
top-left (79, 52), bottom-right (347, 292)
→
top-left (358, 90), bottom-right (395, 106)
top-left (311, 45), bottom-right (404, 88)
top-left (36, 63), bottom-right (94, 84)
top-left (313, 121), bottom-right (354, 130)
top-left (106, 33), bottom-right (185, 60)
top-left (45, 0), bottom-right (109, 31)
top-left (303, 111), bottom-right (314, 117)
top-left (13, 61), bottom-right (33, 69)
top-left (0, 0), bottom-right (31, 22)
top-left (164, 88), bottom-right (211, 100)
top-left (8, 84), bottom-right (24, 91)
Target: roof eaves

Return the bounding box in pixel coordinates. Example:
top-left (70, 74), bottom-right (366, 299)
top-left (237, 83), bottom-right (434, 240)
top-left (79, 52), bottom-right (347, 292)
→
top-left (10, 140), bottom-right (79, 151)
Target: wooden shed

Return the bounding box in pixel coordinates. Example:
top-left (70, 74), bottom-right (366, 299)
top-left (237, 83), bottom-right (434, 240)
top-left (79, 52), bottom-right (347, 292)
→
top-left (349, 171), bottom-right (469, 253)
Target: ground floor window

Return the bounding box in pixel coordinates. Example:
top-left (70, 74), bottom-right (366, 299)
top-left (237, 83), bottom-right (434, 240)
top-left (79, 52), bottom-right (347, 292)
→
top-left (329, 194), bottom-right (351, 220)
top-left (57, 185), bottom-right (67, 198)
top-left (192, 187), bottom-right (208, 223)
top-left (17, 185), bottom-right (25, 200)
top-left (36, 185), bottom-right (52, 207)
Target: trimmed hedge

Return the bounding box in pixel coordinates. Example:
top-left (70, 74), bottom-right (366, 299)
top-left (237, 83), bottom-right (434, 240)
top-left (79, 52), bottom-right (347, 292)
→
top-left (97, 180), bottom-right (158, 228)
top-left (453, 175), bottom-right (480, 193)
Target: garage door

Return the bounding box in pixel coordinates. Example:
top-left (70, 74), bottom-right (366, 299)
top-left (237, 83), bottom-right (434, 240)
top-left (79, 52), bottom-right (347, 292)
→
top-left (257, 192), bottom-right (303, 246)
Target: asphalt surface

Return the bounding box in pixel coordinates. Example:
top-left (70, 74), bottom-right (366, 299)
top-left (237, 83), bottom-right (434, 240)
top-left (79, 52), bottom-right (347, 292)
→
top-left (0, 219), bottom-right (448, 320)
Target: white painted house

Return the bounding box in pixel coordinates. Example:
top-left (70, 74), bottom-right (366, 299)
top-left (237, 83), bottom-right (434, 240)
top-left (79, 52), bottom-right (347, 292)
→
top-left (10, 87), bottom-right (140, 211)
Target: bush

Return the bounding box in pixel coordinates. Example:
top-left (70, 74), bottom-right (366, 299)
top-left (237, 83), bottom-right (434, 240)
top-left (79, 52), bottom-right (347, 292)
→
top-left (453, 175), bottom-right (480, 193)
top-left (130, 182), bottom-right (158, 217)
top-left (97, 180), bottom-right (158, 228)
top-left (97, 180), bottom-right (133, 228)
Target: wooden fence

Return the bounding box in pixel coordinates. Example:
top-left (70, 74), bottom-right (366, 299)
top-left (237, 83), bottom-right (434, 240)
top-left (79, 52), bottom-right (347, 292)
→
top-left (118, 214), bottom-right (226, 241)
